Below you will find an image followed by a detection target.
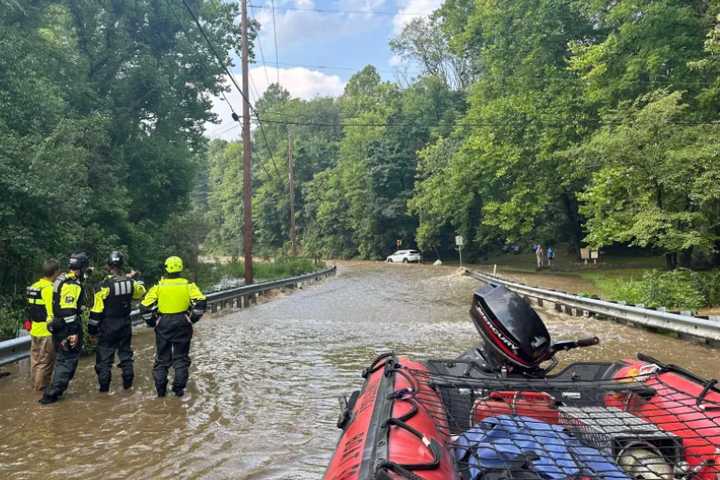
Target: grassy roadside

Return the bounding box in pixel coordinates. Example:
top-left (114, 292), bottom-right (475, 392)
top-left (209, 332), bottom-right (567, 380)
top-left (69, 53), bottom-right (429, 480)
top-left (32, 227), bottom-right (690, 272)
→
top-left (191, 256), bottom-right (320, 292)
top-left (474, 251), bottom-right (720, 313)
top-left (0, 303), bottom-right (23, 342)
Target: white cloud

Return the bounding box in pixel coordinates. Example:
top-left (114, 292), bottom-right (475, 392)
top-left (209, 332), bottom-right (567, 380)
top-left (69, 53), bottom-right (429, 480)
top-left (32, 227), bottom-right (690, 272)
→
top-left (392, 0), bottom-right (443, 35)
top-left (252, 0), bottom-right (387, 51)
top-left (205, 66), bottom-right (345, 140)
top-left (388, 53), bottom-right (403, 66)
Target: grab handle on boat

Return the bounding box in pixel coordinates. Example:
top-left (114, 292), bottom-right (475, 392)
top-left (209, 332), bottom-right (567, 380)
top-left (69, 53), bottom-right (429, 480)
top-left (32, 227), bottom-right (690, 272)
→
top-left (362, 352), bottom-right (395, 378)
top-left (384, 417), bottom-right (442, 470)
top-left (637, 353), bottom-right (720, 400)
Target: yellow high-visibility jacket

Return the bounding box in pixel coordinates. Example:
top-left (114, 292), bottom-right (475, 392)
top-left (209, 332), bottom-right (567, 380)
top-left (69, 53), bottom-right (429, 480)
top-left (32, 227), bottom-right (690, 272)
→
top-left (26, 277), bottom-right (54, 337)
top-left (141, 277), bottom-right (206, 315)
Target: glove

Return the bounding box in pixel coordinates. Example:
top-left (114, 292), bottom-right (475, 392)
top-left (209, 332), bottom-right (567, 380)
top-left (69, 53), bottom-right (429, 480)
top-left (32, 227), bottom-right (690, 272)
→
top-left (143, 312), bottom-right (156, 328)
top-left (22, 320), bottom-right (32, 332)
top-left (87, 319), bottom-right (99, 336)
top-left (48, 318), bottom-right (62, 333)
top-left (189, 312), bottom-right (203, 324)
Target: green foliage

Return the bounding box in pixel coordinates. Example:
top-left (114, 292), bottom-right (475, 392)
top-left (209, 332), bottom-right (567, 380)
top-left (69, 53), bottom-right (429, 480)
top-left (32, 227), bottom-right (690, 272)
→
top-left (192, 257), bottom-right (318, 291)
top-left (576, 91), bottom-right (720, 254)
top-left (0, 300), bottom-right (23, 341)
top-left (0, 1), bottom-right (240, 303)
top-left (596, 269), bottom-right (718, 311)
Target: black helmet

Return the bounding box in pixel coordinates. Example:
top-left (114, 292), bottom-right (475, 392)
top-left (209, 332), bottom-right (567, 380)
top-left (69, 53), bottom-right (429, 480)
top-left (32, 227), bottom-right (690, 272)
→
top-left (107, 251), bottom-right (124, 268)
top-left (470, 284), bottom-right (552, 372)
top-left (69, 252), bottom-right (90, 271)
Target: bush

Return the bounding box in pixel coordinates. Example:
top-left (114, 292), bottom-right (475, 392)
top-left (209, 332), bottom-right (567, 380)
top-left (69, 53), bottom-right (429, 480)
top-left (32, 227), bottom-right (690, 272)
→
top-left (0, 299), bottom-right (24, 341)
top-left (599, 269), bottom-right (714, 311)
top-left (695, 270), bottom-right (720, 307)
top-left (191, 257), bottom-right (319, 291)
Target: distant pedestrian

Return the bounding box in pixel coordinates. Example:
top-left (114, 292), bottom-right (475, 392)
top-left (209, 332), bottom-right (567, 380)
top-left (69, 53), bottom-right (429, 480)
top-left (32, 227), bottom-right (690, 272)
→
top-left (26, 259), bottom-right (60, 392)
top-left (535, 245), bottom-right (545, 270)
top-left (547, 246), bottom-right (555, 267)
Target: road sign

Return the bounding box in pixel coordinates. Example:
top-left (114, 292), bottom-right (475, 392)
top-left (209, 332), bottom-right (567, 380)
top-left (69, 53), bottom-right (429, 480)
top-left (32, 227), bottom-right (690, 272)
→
top-left (455, 235), bottom-right (465, 266)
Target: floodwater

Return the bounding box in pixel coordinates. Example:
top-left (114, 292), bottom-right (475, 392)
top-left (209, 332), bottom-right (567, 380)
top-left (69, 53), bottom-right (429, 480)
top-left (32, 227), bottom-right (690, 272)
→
top-left (0, 262), bottom-right (717, 479)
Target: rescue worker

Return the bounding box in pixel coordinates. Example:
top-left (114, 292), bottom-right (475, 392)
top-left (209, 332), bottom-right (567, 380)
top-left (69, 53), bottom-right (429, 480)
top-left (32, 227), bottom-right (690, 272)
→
top-left (40, 252), bottom-right (90, 405)
top-left (26, 259), bottom-right (60, 391)
top-left (88, 251), bottom-right (146, 392)
top-left (141, 256), bottom-right (206, 398)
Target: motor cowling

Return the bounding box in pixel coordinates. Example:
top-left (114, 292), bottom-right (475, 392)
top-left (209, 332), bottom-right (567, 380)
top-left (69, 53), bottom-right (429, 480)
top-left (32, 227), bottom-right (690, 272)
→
top-left (470, 284), bottom-right (552, 372)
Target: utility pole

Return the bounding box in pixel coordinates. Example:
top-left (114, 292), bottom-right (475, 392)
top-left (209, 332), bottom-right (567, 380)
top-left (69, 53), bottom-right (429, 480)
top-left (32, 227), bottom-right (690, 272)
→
top-left (241, 0), bottom-right (253, 284)
top-left (288, 128), bottom-right (296, 256)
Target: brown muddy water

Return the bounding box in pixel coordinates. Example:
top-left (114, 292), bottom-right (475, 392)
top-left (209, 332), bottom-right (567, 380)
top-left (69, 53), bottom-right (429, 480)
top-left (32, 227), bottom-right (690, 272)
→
top-left (0, 262), bottom-right (717, 479)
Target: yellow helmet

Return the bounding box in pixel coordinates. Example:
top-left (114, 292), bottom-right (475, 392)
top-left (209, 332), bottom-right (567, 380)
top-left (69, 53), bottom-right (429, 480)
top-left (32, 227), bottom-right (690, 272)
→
top-left (164, 256), bottom-right (184, 273)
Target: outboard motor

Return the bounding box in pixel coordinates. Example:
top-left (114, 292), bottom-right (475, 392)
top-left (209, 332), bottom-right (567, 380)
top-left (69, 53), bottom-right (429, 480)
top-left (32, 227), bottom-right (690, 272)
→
top-left (467, 284), bottom-right (599, 377)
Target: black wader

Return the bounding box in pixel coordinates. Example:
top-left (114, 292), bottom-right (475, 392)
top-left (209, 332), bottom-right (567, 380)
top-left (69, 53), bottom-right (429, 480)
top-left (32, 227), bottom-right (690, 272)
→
top-left (153, 314), bottom-right (193, 395)
top-left (95, 319), bottom-right (134, 390)
top-left (46, 337), bottom-right (82, 398)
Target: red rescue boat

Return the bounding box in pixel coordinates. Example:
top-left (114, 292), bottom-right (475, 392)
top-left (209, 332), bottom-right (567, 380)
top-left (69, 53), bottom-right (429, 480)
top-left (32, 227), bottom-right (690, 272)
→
top-left (325, 353), bottom-right (459, 480)
top-left (325, 285), bottom-right (720, 480)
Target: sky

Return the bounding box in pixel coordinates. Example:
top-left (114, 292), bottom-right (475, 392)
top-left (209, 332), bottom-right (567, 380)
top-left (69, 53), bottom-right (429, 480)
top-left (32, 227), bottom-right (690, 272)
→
top-left (204, 0), bottom-right (443, 140)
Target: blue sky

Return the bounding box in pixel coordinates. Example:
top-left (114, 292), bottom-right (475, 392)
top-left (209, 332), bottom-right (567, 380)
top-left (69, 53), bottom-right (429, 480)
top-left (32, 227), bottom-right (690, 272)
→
top-left (207, 0), bottom-right (442, 139)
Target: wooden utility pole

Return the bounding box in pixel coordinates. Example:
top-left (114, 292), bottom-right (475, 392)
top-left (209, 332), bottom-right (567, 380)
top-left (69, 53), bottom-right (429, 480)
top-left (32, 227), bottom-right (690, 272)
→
top-left (241, 0), bottom-right (253, 284)
top-left (288, 128), bottom-right (296, 255)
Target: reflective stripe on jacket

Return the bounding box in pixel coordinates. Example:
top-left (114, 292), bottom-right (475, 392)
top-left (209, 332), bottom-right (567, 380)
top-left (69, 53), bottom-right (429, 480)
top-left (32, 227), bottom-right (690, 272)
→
top-left (90, 275), bottom-right (146, 320)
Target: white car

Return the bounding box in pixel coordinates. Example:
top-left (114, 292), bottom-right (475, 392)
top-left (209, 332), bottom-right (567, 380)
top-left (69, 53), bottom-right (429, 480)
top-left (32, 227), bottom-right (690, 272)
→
top-left (386, 250), bottom-right (422, 263)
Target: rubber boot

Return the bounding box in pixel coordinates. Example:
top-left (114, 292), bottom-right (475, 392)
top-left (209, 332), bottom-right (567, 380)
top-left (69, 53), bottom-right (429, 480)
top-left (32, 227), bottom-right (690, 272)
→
top-left (173, 387), bottom-right (184, 398)
top-left (123, 378), bottom-right (133, 390)
top-left (38, 394), bottom-right (59, 405)
top-left (99, 384), bottom-right (110, 393)
top-left (156, 383), bottom-right (167, 398)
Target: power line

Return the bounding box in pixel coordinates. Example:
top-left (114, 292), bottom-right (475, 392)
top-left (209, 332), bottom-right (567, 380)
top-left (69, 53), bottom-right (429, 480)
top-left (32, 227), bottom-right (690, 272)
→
top-left (269, 0), bottom-right (280, 85)
top-left (248, 4), bottom-right (433, 17)
top-left (250, 5), bottom-right (273, 87)
top-left (252, 115), bottom-right (720, 129)
top-left (253, 60), bottom-right (398, 74)
top-left (177, 0), bottom-right (284, 184)
top-left (179, 0), bottom-right (254, 111)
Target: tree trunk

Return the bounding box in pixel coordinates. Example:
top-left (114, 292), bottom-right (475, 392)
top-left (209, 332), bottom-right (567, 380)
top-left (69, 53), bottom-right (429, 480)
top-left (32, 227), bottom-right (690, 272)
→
top-left (665, 252), bottom-right (678, 270)
top-left (561, 193), bottom-right (583, 258)
top-left (679, 248), bottom-right (694, 269)
top-left (712, 240), bottom-right (720, 267)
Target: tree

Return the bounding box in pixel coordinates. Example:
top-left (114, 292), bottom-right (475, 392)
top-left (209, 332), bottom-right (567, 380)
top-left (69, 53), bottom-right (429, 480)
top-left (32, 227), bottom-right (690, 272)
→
top-left (0, 0), bottom-right (242, 296)
top-left (410, 0), bottom-right (595, 257)
top-left (577, 91), bottom-right (720, 267)
top-left (390, 16), bottom-right (472, 90)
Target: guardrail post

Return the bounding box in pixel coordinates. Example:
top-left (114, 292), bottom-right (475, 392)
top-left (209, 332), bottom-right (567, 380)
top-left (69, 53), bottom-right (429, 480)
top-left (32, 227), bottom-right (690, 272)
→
top-left (554, 303), bottom-right (562, 312)
top-left (536, 298), bottom-right (543, 307)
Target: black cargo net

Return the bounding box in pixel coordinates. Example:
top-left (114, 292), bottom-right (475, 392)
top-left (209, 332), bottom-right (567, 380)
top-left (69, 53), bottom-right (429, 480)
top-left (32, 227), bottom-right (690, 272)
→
top-left (405, 364), bottom-right (720, 480)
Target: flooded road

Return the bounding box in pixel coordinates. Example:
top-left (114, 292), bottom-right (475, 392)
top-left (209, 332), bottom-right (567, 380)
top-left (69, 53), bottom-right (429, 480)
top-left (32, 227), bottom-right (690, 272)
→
top-left (0, 262), bottom-right (718, 479)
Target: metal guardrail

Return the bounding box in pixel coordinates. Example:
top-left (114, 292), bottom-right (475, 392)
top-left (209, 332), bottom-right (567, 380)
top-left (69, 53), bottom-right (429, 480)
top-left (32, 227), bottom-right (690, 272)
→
top-left (467, 270), bottom-right (720, 344)
top-left (0, 265), bottom-right (337, 367)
